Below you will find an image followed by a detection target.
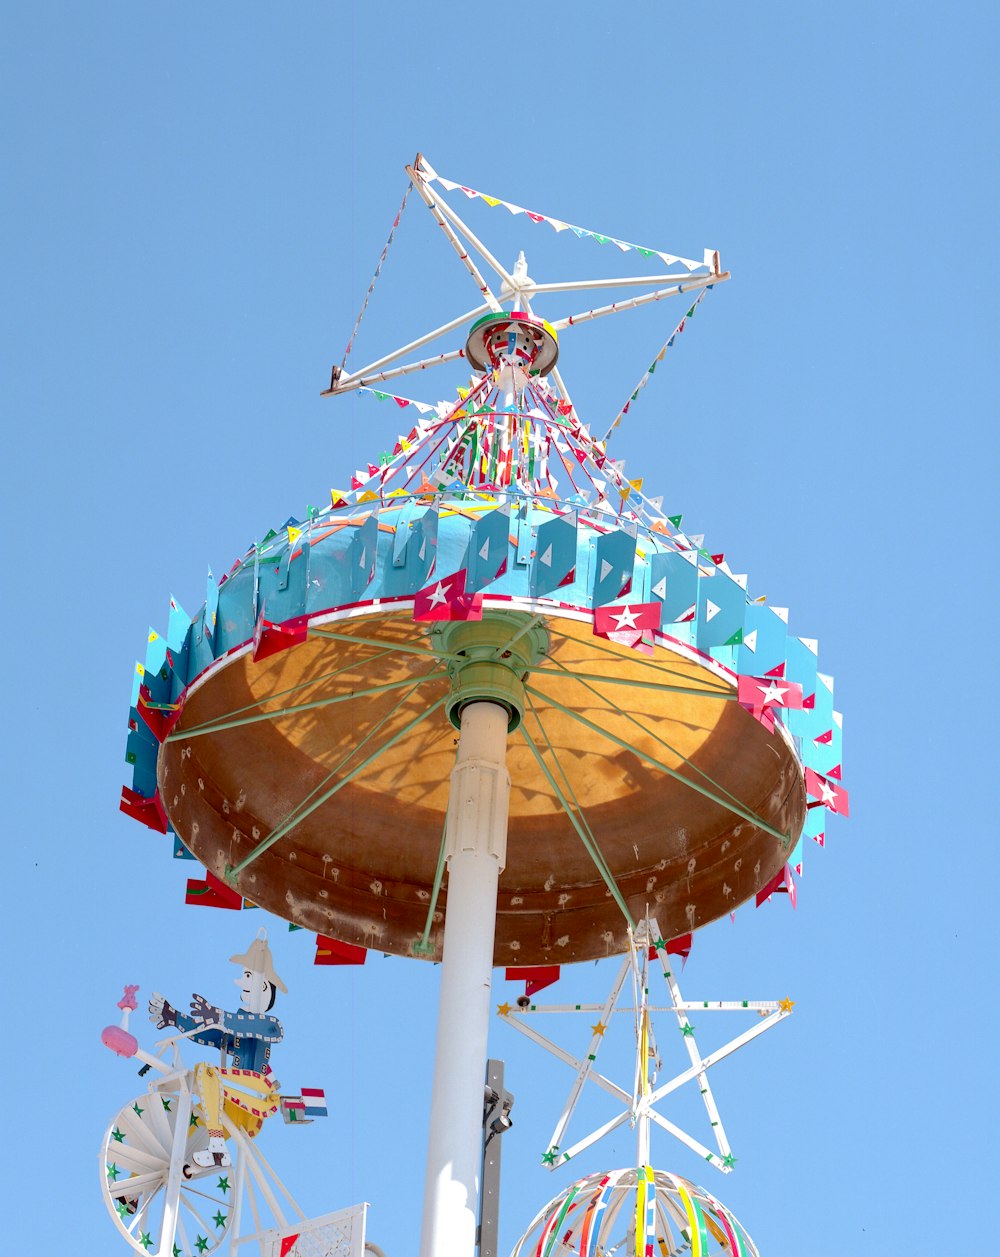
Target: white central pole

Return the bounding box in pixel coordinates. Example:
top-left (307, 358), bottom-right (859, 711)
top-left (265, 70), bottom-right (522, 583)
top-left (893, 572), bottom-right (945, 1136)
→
top-left (420, 700), bottom-right (511, 1257)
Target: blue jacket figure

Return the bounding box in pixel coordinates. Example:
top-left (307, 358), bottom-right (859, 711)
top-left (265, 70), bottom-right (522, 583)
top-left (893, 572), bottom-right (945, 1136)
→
top-left (149, 929), bottom-right (287, 1168)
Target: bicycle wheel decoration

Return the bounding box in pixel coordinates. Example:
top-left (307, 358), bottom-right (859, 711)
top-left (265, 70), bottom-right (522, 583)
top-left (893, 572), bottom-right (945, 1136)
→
top-left (100, 1086), bottom-right (228, 1257)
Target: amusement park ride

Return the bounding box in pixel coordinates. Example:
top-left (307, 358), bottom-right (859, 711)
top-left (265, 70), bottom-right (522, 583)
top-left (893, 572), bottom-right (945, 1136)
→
top-left (109, 154), bottom-right (847, 1257)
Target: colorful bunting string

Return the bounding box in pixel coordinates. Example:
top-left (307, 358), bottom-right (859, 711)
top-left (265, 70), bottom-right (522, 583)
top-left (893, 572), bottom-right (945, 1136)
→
top-left (337, 180), bottom-right (413, 376)
top-left (420, 159), bottom-right (713, 274)
top-left (602, 287), bottom-right (711, 443)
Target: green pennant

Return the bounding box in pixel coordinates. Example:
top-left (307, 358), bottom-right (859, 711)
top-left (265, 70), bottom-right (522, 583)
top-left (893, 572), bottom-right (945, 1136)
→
top-left (686, 304), bottom-right (696, 318)
top-left (648, 360), bottom-right (657, 374)
top-left (637, 247), bottom-right (655, 257)
top-left (667, 514), bottom-right (683, 528)
top-left (373, 391), bottom-right (390, 401)
top-left (593, 234), bottom-right (610, 245)
top-left (724, 628), bottom-right (744, 646)
top-left (261, 528), bottom-right (278, 544)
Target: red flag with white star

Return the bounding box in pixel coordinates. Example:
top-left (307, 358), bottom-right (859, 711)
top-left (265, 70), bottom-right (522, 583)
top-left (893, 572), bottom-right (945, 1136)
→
top-left (413, 569), bottom-right (484, 622)
top-left (593, 601), bottom-right (661, 650)
top-left (737, 674), bottom-right (805, 729)
top-left (804, 767), bottom-right (850, 816)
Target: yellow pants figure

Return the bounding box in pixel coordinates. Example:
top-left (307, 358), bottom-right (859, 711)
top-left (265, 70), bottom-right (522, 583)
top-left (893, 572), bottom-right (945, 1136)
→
top-left (193, 1062), bottom-right (280, 1165)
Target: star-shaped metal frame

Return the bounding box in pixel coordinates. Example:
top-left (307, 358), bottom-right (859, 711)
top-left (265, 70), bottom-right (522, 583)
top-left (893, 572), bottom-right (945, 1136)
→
top-left (498, 918), bottom-right (793, 1174)
top-left (324, 153), bottom-right (729, 447)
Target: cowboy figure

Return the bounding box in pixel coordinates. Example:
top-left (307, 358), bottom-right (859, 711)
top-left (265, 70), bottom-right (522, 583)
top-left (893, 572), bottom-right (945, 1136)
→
top-left (148, 929), bottom-right (286, 1167)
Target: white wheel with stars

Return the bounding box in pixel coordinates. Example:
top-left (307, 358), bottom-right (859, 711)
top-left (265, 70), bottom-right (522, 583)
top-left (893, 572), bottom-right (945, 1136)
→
top-left (100, 1082), bottom-right (232, 1257)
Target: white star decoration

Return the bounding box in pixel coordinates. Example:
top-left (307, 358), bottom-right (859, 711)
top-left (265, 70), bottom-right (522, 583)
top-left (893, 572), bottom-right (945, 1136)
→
top-left (612, 605), bottom-right (639, 630)
top-left (498, 918), bottom-right (793, 1174)
top-left (756, 679), bottom-right (789, 706)
top-left (426, 580), bottom-right (450, 608)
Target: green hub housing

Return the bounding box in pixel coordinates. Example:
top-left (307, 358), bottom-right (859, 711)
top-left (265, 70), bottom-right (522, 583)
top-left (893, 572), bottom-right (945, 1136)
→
top-left (429, 611), bottom-right (549, 732)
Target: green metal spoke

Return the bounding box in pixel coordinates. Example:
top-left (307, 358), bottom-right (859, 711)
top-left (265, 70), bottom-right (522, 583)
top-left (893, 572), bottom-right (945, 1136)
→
top-left (525, 692), bottom-right (624, 902)
top-left (414, 818), bottom-right (449, 956)
top-left (226, 691), bottom-right (448, 878)
top-left (518, 709), bottom-right (635, 929)
top-left (489, 612), bottom-right (547, 659)
top-left (165, 647), bottom-right (402, 740)
top-left (552, 628), bottom-right (732, 693)
top-left (541, 654), bottom-right (750, 815)
top-left (525, 683), bottom-right (790, 846)
top-left (523, 665), bottom-right (734, 702)
top-left (310, 625), bottom-right (459, 662)
top-left (172, 671), bottom-right (446, 741)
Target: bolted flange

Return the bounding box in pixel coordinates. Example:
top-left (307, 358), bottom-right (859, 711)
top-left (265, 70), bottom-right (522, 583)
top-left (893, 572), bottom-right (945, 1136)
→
top-left (428, 611), bottom-right (549, 732)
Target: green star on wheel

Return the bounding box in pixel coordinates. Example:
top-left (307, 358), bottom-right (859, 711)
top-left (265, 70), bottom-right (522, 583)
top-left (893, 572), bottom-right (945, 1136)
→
top-left (107, 1163), bottom-right (121, 1182)
top-left (111, 1126), bottom-right (125, 1144)
top-left (216, 1176), bottom-right (230, 1194)
top-left (161, 1097), bottom-right (172, 1112)
top-left (139, 1232), bottom-right (153, 1251)
top-left (132, 1102), bottom-right (144, 1117)
top-left (213, 1211), bottom-right (227, 1228)
top-left (652, 937), bottom-right (667, 952)
top-left (722, 1152), bottom-right (737, 1169)
top-left (116, 1200), bottom-right (129, 1219)
top-left (189, 1113), bottom-right (200, 1128)
top-left (680, 1023), bottom-right (696, 1037)
top-left (195, 1236), bottom-right (210, 1253)
top-left (173, 1245), bottom-right (182, 1257)
top-left (541, 1148), bottom-right (558, 1165)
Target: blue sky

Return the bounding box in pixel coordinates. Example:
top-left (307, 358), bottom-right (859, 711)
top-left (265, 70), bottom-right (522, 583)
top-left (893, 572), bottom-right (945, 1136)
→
top-left (3, 4), bottom-right (997, 1254)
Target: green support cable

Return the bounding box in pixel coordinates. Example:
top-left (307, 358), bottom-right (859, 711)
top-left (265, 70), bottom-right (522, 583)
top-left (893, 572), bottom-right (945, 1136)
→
top-left (557, 630), bottom-right (732, 693)
top-left (166, 647), bottom-right (402, 736)
top-left (309, 625), bottom-right (459, 663)
top-left (490, 612), bottom-right (547, 660)
top-left (414, 819), bottom-right (449, 956)
top-left (518, 721), bottom-right (635, 929)
top-left (526, 684), bottom-right (791, 847)
top-left (523, 665), bottom-right (735, 703)
top-left (172, 671), bottom-right (446, 741)
top-left (524, 693), bottom-right (623, 898)
top-left (541, 655), bottom-right (751, 816)
top-left (226, 693), bottom-right (448, 879)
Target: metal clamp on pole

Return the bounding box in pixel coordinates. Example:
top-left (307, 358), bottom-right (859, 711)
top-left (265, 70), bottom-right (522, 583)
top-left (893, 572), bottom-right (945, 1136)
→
top-left (479, 1059), bottom-right (514, 1257)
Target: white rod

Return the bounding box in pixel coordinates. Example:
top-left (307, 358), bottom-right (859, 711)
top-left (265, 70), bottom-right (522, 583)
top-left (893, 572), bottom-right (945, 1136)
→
top-left (646, 1012), bottom-right (790, 1107)
top-left (407, 166), bottom-right (503, 311)
top-left (420, 181), bottom-right (518, 291)
top-left (499, 1013), bottom-right (631, 1104)
top-left (509, 1002), bottom-right (781, 1013)
top-left (645, 1108), bottom-right (722, 1169)
top-left (554, 1108), bottom-right (633, 1168)
top-left (227, 1140), bottom-right (247, 1253)
top-left (328, 303), bottom-right (489, 394)
top-left (549, 273), bottom-right (728, 331)
top-left (229, 1125), bottom-right (288, 1230)
top-left (546, 955), bottom-right (632, 1156)
top-left (525, 274), bottom-right (704, 295)
top-left (420, 701), bottom-right (511, 1257)
top-left (154, 1087), bottom-right (191, 1257)
top-left (329, 347), bottom-right (469, 395)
